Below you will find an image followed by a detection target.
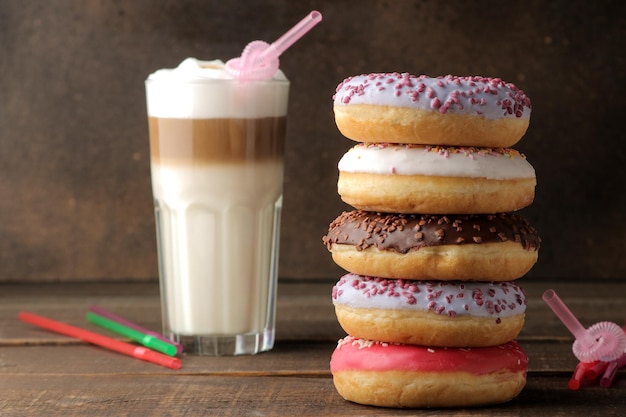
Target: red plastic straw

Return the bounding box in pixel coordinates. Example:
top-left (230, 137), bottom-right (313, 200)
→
top-left (569, 361), bottom-right (595, 390)
top-left (585, 360), bottom-right (609, 381)
top-left (18, 312), bottom-right (181, 370)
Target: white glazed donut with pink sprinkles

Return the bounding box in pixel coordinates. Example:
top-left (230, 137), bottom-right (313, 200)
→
top-left (333, 72), bottom-right (531, 147)
top-left (332, 273), bottom-right (527, 347)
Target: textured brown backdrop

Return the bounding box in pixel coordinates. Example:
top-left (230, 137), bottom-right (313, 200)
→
top-left (0, 0), bottom-right (624, 281)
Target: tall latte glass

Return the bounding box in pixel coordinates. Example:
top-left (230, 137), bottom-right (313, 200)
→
top-left (145, 58), bottom-right (289, 355)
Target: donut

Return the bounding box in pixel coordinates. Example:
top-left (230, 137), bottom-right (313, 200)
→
top-left (337, 144), bottom-right (536, 214)
top-left (333, 73), bottom-right (531, 147)
top-left (332, 274), bottom-right (526, 347)
top-left (330, 336), bottom-right (528, 408)
top-left (322, 211), bottom-right (540, 281)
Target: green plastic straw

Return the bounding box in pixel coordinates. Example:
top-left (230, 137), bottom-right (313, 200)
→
top-left (86, 312), bottom-right (177, 357)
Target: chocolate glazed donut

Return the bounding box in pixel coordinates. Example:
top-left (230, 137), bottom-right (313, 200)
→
top-left (323, 210), bottom-right (540, 281)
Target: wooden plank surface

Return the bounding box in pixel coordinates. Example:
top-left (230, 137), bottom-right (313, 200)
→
top-left (1, 371), bottom-right (624, 417)
top-left (0, 280), bottom-right (625, 416)
top-left (1, 373), bottom-right (623, 417)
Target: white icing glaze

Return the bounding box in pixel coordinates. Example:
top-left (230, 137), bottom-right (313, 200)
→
top-left (146, 58), bottom-right (289, 119)
top-left (337, 144), bottom-right (536, 179)
top-left (332, 273), bottom-right (527, 319)
top-left (333, 73), bottom-right (531, 119)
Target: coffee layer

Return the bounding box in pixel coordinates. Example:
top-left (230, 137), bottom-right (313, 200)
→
top-left (149, 116), bottom-right (286, 164)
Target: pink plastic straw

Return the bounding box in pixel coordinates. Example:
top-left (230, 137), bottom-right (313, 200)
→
top-left (543, 289), bottom-right (626, 363)
top-left (226, 10), bottom-right (322, 80)
top-left (542, 289), bottom-right (595, 346)
top-left (600, 352), bottom-right (626, 388)
top-left (257, 11), bottom-right (322, 62)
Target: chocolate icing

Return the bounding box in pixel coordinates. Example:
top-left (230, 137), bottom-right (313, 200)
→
top-left (323, 210), bottom-right (540, 254)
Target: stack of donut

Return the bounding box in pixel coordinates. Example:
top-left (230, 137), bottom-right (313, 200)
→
top-left (322, 73), bottom-right (540, 408)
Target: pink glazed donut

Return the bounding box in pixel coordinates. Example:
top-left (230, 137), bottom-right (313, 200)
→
top-left (330, 336), bottom-right (528, 408)
top-left (332, 274), bottom-right (527, 347)
top-left (333, 73), bottom-right (531, 147)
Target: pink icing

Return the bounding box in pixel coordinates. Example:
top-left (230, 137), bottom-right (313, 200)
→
top-left (330, 336), bottom-right (528, 375)
top-left (333, 73), bottom-right (531, 119)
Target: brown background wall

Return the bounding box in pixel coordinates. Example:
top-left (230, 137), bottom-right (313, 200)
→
top-left (0, 0), bottom-right (624, 282)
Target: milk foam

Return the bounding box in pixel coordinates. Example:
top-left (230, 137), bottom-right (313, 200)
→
top-left (146, 58), bottom-right (289, 119)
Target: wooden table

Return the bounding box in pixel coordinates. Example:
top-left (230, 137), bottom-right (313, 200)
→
top-left (1, 279), bottom-right (625, 416)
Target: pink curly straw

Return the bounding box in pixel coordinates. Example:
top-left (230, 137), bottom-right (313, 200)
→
top-left (226, 11), bottom-right (322, 80)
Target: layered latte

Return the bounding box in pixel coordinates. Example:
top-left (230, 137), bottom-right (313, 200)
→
top-left (146, 58), bottom-right (289, 352)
